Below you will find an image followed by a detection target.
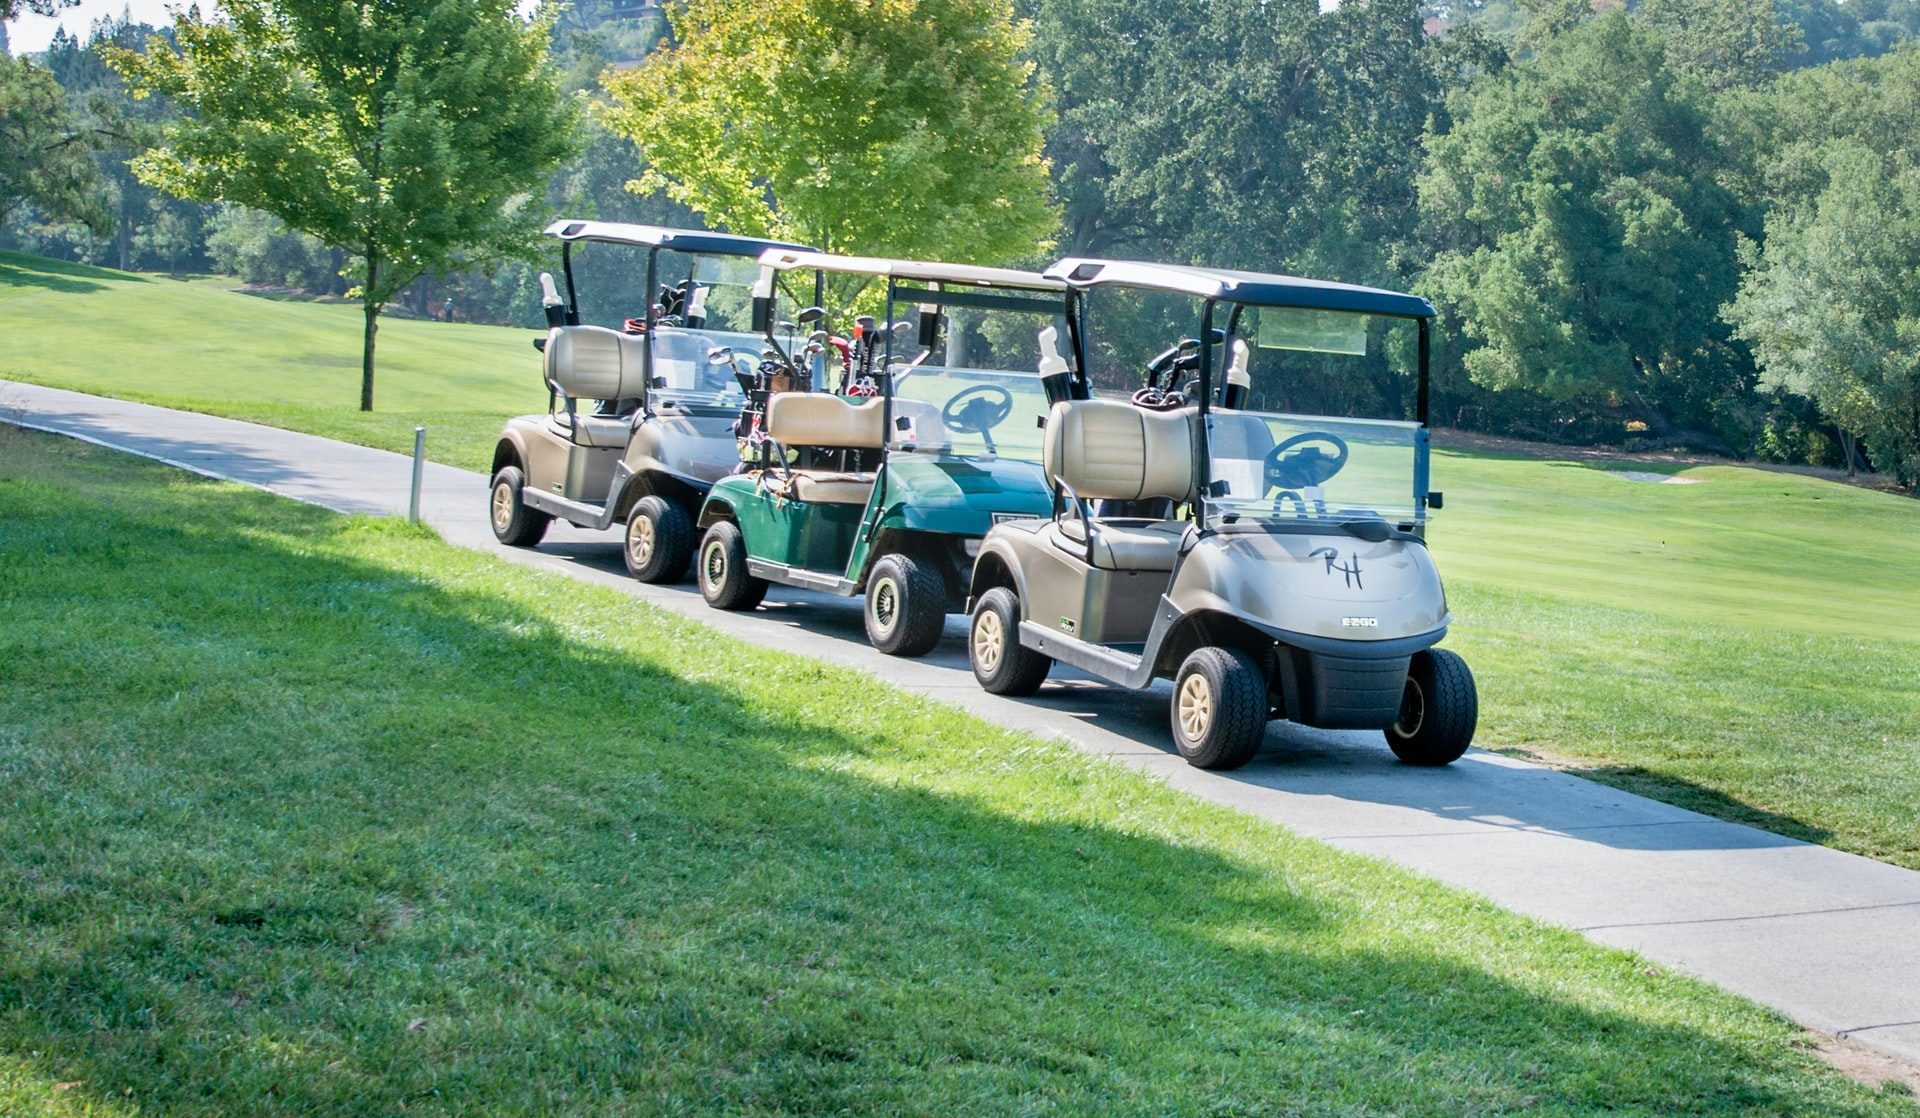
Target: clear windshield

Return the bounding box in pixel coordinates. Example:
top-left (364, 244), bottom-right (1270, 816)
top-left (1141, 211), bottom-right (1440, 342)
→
top-left (887, 364), bottom-right (1050, 462)
top-left (649, 326), bottom-right (757, 409)
top-left (1208, 413), bottom-right (1423, 525)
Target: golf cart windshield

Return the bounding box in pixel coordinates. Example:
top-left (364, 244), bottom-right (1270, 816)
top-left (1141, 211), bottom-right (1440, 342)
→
top-left (1209, 307), bottom-right (1426, 526)
top-left (649, 326), bottom-right (756, 409)
top-left (887, 365), bottom-right (1050, 461)
top-left (646, 249), bottom-right (771, 411)
top-left (1207, 413), bottom-right (1424, 525)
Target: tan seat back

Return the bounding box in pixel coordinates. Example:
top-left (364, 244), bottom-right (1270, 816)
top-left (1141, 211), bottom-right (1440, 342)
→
top-left (1042, 399), bottom-right (1195, 502)
top-left (545, 325), bottom-right (648, 401)
top-left (766, 393), bottom-right (886, 449)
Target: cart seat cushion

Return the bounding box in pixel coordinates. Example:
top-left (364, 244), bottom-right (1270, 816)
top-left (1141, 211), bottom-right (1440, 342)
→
top-left (551, 413), bottom-right (632, 449)
top-left (763, 470), bottom-right (875, 505)
top-left (767, 392), bottom-right (886, 449)
top-left (1042, 399), bottom-right (1195, 502)
top-left (546, 325), bottom-right (649, 402)
top-left (1056, 517), bottom-right (1188, 571)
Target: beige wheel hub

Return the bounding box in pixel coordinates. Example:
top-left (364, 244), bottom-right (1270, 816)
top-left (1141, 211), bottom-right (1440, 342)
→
top-left (629, 515), bottom-right (655, 568)
top-left (1392, 677), bottom-right (1426, 739)
top-left (703, 540), bottom-right (726, 587)
top-left (974, 608), bottom-right (1004, 674)
top-left (1178, 672), bottom-right (1213, 742)
top-left (871, 576), bottom-right (899, 634)
top-left (491, 482), bottom-right (514, 531)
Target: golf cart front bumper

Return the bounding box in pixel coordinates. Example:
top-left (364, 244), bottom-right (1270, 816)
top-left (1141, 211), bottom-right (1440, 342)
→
top-left (1254, 623), bottom-right (1447, 731)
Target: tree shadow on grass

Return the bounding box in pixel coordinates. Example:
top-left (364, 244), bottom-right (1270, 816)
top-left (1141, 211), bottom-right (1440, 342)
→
top-left (0, 252), bottom-right (142, 295)
top-left (0, 447), bottom-right (1900, 1116)
top-left (1569, 764), bottom-right (1836, 848)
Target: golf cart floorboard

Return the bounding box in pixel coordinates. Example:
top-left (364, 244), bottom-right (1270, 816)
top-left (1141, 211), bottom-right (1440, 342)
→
top-left (1020, 622), bottom-right (1159, 689)
top-left (747, 558), bottom-right (857, 597)
top-left (523, 489), bottom-right (615, 531)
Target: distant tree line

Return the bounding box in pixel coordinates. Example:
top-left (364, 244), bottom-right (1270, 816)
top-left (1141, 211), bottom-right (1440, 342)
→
top-left (5, 0), bottom-right (1920, 482)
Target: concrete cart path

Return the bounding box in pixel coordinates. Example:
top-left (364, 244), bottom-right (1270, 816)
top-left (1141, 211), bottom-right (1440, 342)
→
top-left (7, 379), bottom-right (1920, 1067)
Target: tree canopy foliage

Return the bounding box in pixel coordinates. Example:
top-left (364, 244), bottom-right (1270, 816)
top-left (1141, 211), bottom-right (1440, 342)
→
top-left (599, 0), bottom-right (1056, 267)
top-left (110, 0), bottom-right (580, 409)
top-left (1419, 13), bottom-right (1747, 442)
top-left (0, 53), bottom-right (105, 233)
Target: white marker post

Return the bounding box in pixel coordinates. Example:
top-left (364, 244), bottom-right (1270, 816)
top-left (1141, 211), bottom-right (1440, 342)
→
top-left (409, 426), bottom-right (426, 524)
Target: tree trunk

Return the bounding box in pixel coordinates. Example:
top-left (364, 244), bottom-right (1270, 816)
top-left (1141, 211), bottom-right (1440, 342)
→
top-left (361, 300), bottom-right (380, 412)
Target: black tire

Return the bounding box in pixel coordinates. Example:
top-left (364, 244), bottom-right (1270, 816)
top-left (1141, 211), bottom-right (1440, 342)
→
top-left (489, 465), bottom-right (550, 547)
top-left (1384, 648), bottom-right (1478, 766)
top-left (864, 552), bottom-right (947, 657)
top-left (969, 587), bottom-right (1051, 695)
top-left (624, 495), bottom-right (694, 583)
top-left (697, 520), bottom-right (766, 611)
top-left (1170, 647), bottom-right (1267, 771)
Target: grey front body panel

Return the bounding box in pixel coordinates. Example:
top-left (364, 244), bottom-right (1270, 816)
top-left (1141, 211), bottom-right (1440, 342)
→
top-left (500, 410), bottom-right (741, 530)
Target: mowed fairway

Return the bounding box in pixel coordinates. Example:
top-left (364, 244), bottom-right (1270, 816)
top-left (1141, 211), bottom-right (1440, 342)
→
top-left (3, 429), bottom-right (1916, 1116)
top-left (4, 251), bottom-right (1918, 869)
top-left (0, 252), bottom-right (540, 472)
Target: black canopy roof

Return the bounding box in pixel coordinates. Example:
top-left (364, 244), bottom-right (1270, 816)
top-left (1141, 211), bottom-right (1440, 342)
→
top-left (1044, 258), bottom-right (1434, 319)
top-left (546, 219), bottom-right (813, 258)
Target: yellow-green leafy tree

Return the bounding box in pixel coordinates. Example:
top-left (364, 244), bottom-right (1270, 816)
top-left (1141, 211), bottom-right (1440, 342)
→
top-left (111, 0), bottom-right (580, 411)
top-left (599, 0), bottom-right (1056, 272)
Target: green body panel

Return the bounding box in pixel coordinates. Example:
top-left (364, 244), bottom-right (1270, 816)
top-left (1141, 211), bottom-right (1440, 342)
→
top-left (844, 455), bottom-right (1051, 582)
top-left (701, 454), bottom-right (1051, 592)
top-left (708, 474), bottom-right (866, 571)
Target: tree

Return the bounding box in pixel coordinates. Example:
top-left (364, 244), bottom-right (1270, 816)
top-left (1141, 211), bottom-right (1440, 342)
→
top-left (1418, 12), bottom-right (1749, 443)
top-left (0, 55), bottom-right (107, 236)
top-left (111, 0), bottom-right (580, 411)
top-left (0, 0), bottom-right (75, 18)
top-left (1636, 0), bottom-right (1803, 88)
top-left (599, 0), bottom-right (1056, 270)
top-left (0, 53), bottom-right (107, 233)
top-left (1726, 144), bottom-right (1920, 488)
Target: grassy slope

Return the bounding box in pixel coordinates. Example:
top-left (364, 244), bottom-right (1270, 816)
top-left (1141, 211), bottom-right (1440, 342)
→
top-left (3, 251), bottom-right (1918, 868)
top-left (1, 428), bottom-right (1914, 1117)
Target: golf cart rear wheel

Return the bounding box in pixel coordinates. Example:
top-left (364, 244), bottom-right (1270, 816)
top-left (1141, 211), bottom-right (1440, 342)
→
top-left (1171, 647), bottom-right (1267, 771)
top-left (970, 587), bottom-right (1051, 695)
top-left (865, 553), bottom-right (946, 657)
top-left (698, 521), bottom-right (766, 611)
top-left (1385, 648), bottom-right (1478, 766)
top-left (625, 495), bottom-right (693, 584)
top-left (489, 465), bottom-right (550, 547)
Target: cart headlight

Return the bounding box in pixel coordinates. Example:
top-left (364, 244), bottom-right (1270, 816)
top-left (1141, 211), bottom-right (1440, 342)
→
top-left (963, 539), bottom-right (983, 559)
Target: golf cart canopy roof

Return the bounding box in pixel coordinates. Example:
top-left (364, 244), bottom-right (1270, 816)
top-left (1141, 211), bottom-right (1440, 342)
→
top-left (545, 219), bottom-right (813, 258)
top-left (1044, 258), bottom-right (1434, 319)
top-left (758, 249), bottom-right (1066, 292)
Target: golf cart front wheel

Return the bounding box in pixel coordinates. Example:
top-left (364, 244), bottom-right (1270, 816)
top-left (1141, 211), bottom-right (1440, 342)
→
top-left (1171, 647), bottom-right (1267, 771)
top-left (1384, 648), bottom-right (1477, 766)
top-left (698, 521), bottom-right (766, 611)
top-left (970, 587), bottom-right (1051, 695)
top-left (865, 553), bottom-right (946, 657)
top-left (489, 465), bottom-right (550, 547)
top-left (625, 495), bottom-right (693, 583)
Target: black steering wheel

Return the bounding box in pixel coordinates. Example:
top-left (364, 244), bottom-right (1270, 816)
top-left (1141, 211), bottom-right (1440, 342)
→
top-left (942, 384), bottom-right (1015, 434)
top-left (1265, 431), bottom-right (1350, 498)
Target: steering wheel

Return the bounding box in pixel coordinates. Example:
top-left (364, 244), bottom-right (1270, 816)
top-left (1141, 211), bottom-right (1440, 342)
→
top-left (1130, 385), bottom-right (1187, 412)
top-left (1265, 431), bottom-right (1350, 495)
top-left (942, 384), bottom-right (1015, 434)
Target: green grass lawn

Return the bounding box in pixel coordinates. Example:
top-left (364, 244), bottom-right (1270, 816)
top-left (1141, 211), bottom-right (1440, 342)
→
top-left (2, 428), bottom-right (1915, 1116)
top-left (0, 251), bottom-right (540, 472)
top-left (3, 250), bottom-right (1918, 870)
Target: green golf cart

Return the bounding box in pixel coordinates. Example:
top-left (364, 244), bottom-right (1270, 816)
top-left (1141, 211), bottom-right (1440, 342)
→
top-left (692, 251), bottom-right (1081, 656)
